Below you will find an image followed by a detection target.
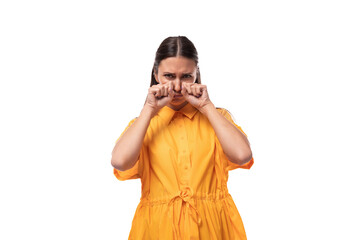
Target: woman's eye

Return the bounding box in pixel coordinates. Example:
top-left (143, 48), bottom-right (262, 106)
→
top-left (183, 75), bottom-right (192, 79)
top-left (165, 74), bottom-right (174, 79)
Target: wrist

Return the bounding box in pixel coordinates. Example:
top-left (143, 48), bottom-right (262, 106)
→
top-left (142, 104), bottom-right (158, 118)
top-left (199, 102), bottom-right (216, 115)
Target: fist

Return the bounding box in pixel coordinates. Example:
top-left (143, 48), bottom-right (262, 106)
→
top-left (181, 82), bottom-right (212, 110)
top-left (145, 82), bottom-right (175, 112)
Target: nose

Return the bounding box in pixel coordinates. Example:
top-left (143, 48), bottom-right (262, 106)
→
top-left (173, 79), bottom-right (181, 93)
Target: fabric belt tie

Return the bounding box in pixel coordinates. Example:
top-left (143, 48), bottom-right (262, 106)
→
top-left (167, 187), bottom-right (201, 239)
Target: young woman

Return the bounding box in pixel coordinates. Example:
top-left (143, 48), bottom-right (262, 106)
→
top-left (111, 36), bottom-right (254, 240)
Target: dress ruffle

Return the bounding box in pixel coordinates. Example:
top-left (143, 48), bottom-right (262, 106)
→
top-left (127, 189), bottom-right (247, 240)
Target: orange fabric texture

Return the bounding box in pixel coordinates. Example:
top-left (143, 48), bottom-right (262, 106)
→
top-left (113, 103), bottom-right (254, 239)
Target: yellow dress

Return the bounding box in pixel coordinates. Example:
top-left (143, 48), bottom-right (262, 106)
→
top-left (113, 102), bottom-right (254, 240)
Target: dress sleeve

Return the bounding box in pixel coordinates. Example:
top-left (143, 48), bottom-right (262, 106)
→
top-left (113, 117), bottom-right (145, 181)
top-left (215, 108), bottom-right (254, 171)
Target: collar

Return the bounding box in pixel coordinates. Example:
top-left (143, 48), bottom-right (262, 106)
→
top-left (157, 102), bottom-right (198, 125)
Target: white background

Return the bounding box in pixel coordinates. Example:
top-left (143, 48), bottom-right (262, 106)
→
top-left (1, 0), bottom-right (359, 239)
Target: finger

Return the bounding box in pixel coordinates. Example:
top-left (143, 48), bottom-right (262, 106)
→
top-left (149, 87), bottom-right (158, 96)
top-left (168, 82), bottom-right (174, 98)
top-left (163, 84), bottom-right (168, 96)
top-left (154, 87), bottom-right (161, 97)
top-left (181, 82), bottom-right (188, 95)
top-left (184, 82), bottom-right (192, 95)
top-left (160, 85), bottom-right (165, 96)
top-left (190, 84), bottom-right (197, 96)
top-left (195, 85), bottom-right (201, 96)
top-left (149, 88), bottom-right (161, 100)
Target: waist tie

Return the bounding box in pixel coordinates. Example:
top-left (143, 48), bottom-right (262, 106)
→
top-left (168, 186), bottom-right (201, 239)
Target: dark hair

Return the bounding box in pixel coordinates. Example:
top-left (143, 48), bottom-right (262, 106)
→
top-left (150, 36), bottom-right (201, 87)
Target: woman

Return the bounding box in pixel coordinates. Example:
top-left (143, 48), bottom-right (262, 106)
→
top-left (111, 36), bottom-right (254, 239)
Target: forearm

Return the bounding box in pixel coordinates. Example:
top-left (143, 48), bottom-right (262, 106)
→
top-left (111, 105), bottom-right (154, 171)
top-left (200, 103), bottom-right (252, 165)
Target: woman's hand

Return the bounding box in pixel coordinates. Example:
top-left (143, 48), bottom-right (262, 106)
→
top-left (181, 82), bottom-right (213, 111)
top-left (144, 82), bottom-right (175, 115)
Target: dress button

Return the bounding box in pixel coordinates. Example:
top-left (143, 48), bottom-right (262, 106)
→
top-left (181, 137), bottom-right (184, 140)
top-left (179, 125), bottom-right (182, 128)
top-left (183, 150), bottom-right (186, 153)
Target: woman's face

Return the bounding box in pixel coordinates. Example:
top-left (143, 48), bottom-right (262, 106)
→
top-left (154, 56), bottom-right (197, 109)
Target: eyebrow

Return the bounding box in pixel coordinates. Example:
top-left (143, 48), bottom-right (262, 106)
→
top-left (163, 72), bottom-right (193, 75)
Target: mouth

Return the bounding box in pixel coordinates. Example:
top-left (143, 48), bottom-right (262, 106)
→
top-left (174, 95), bottom-right (183, 98)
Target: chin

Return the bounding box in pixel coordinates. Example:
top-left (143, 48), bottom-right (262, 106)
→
top-left (171, 100), bottom-right (186, 105)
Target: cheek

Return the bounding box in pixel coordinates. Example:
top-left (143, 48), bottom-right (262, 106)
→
top-left (159, 78), bottom-right (168, 84)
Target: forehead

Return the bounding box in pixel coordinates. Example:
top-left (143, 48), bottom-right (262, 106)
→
top-left (158, 56), bottom-right (196, 73)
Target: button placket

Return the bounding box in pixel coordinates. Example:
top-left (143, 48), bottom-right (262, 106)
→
top-left (175, 115), bottom-right (191, 186)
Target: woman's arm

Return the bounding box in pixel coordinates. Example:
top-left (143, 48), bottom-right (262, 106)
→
top-left (111, 105), bottom-right (154, 171)
top-left (199, 103), bottom-right (253, 166)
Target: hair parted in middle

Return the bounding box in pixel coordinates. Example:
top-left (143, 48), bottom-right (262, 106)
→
top-left (150, 36), bottom-right (201, 87)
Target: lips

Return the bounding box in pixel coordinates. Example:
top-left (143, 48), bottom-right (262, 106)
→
top-left (174, 95), bottom-right (183, 98)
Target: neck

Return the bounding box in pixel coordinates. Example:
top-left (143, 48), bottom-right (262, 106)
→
top-left (167, 101), bottom-right (188, 111)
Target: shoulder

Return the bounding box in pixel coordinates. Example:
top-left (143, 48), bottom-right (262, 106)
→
top-left (215, 107), bottom-right (234, 121)
top-left (216, 107), bottom-right (227, 114)
top-left (127, 117), bottom-right (138, 126)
